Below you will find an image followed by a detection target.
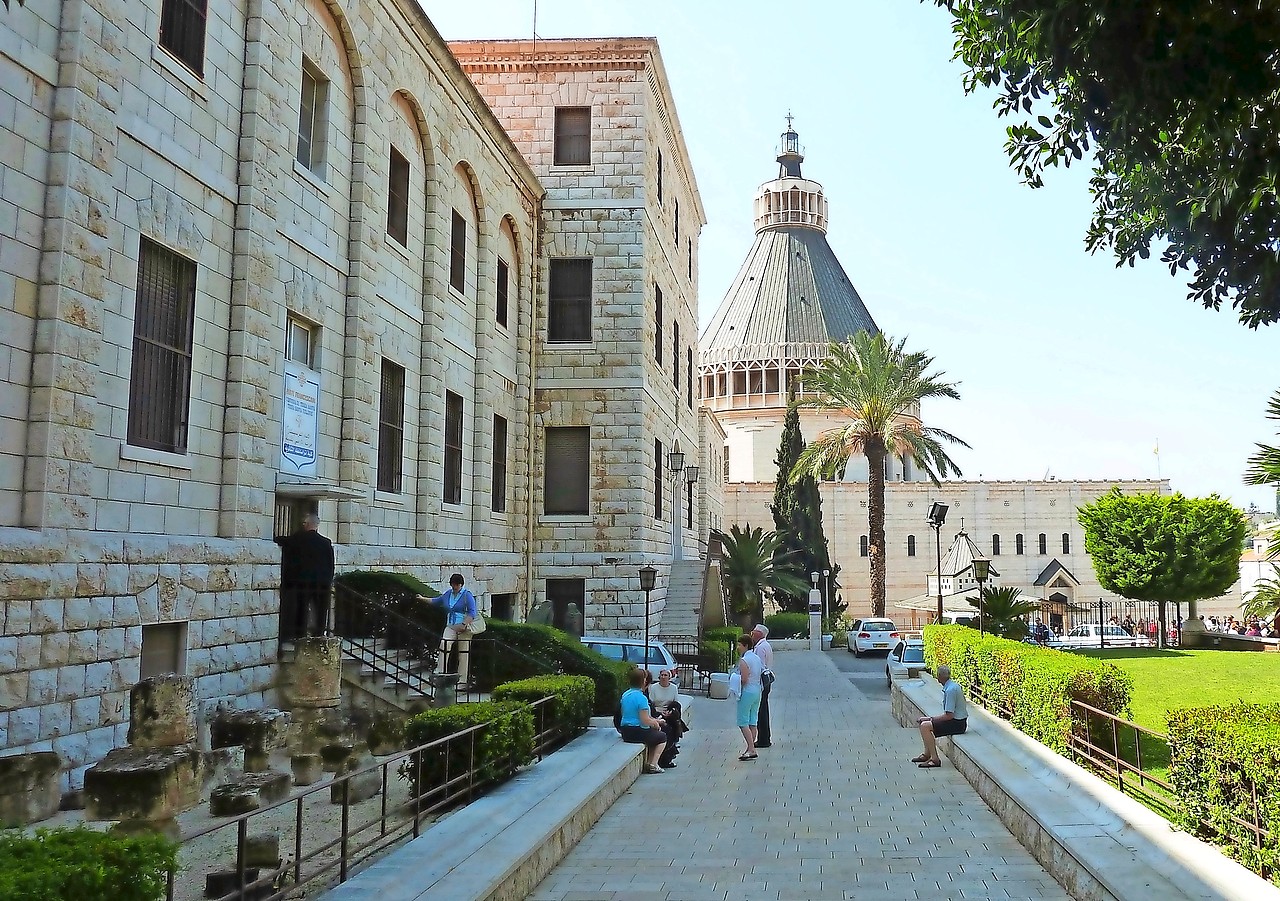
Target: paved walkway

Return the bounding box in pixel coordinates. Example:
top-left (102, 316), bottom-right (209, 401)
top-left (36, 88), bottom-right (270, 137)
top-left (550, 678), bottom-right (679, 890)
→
top-left (527, 651), bottom-right (1072, 901)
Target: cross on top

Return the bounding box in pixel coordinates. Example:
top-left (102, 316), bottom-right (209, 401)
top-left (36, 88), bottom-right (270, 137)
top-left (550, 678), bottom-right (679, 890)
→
top-left (785, 110), bottom-right (794, 130)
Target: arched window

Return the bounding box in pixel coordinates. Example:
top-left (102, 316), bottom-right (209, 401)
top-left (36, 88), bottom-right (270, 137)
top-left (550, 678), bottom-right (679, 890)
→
top-left (992, 534), bottom-right (1001, 556)
top-left (859, 535), bottom-right (869, 557)
top-left (1062, 533), bottom-right (1071, 554)
top-left (1015, 534), bottom-right (1024, 555)
top-left (907, 535), bottom-right (916, 557)
top-left (1038, 533), bottom-right (1047, 555)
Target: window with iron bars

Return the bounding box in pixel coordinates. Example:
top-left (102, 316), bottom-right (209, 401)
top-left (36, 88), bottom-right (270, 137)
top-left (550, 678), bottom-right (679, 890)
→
top-left (127, 238), bottom-right (196, 454)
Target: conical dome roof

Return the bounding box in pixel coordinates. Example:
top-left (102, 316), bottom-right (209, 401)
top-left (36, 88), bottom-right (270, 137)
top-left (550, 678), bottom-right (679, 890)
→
top-left (700, 123), bottom-right (878, 365)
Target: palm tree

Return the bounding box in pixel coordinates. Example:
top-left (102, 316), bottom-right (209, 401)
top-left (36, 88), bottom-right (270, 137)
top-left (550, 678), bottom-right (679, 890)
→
top-left (713, 525), bottom-right (812, 628)
top-left (790, 331), bottom-right (968, 617)
top-left (1243, 573), bottom-right (1280, 626)
top-left (966, 586), bottom-right (1041, 640)
top-left (1245, 389), bottom-right (1280, 561)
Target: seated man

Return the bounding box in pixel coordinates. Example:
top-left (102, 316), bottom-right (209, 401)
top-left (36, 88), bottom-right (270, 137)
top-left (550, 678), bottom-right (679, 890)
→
top-left (912, 663), bottom-right (967, 768)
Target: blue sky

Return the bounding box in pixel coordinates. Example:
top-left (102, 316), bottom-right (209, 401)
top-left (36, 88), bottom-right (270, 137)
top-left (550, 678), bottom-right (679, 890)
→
top-left (427, 0), bottom-right (1280, 511)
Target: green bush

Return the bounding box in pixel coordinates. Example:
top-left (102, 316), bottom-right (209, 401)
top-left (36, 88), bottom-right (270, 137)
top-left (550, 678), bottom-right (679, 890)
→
top-left (492, 675), bottom-right (594, 743)
top-left (703, 626), bottom-right (741, 645)
top-left (333, 570), bottom-right (445, 651)
top-left (700, 639), bottom-right (734, 673)
top-left (401, 700), bottom-right (534, 800)
top-left (923, 625), bottom-right (1132, 752)
top-left (1167, 704), bottom-right (1280, 880)
top-left (468, 621), bottom-right (629, 716)
top-left (764, 612), bottom-right (809, 639)
top-left (0, 826), bottom-right (178, 901)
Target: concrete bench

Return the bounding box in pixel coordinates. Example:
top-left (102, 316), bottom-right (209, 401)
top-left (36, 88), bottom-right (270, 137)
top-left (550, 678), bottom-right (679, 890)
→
top-left (892, 674), bottom-right (1280, 901)
top-left (324, 727), bottom-right (641, 901)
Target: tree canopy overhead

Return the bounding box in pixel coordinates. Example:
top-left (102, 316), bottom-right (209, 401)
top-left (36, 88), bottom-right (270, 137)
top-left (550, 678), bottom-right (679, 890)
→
top-left (929, 1), bottom-right (1280, 327)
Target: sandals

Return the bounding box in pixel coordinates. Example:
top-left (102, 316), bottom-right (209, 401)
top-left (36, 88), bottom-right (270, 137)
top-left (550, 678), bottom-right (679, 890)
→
top-left (918, 759), bottom-right (942, 768)
top-left (642, 764), bottom-right (663, 774)
top-left (910, 754), bottom-right (931, 763)
top-left (738, 752), bottom-right (758, 761)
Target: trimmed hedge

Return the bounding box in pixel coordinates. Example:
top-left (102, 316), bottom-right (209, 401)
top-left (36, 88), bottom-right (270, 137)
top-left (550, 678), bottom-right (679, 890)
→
top-left (333, 570), bottom-right (444, 652)
top-left (700, 639), bottom-right (733, 673)
top-left (764, 612), bottom-right (809, 639)
top-left (401, 700), bottom-right (534, 799)
top-left (703, 626), bottom-right (741, 645)
top-left (0, 826), bottom-right (177, 901)
top-left (492, 675), bottom-right (594, 742)
top-left (1167, 704), bottom-right (1280, 881)
top-left (468, 621), bottom-right (629, 716)
top-left (923, 625), bottom-right (1132, 752)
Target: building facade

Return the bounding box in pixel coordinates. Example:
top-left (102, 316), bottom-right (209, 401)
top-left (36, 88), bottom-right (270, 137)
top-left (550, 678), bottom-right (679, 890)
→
top-left (0, 3), bottom-right (709, 789)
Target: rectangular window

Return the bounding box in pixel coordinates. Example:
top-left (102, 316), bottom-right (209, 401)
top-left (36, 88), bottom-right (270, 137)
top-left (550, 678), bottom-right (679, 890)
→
top-left (159, 0), bottom-right (207, 76)
top-left (554, 107), bottom-right (591, 166)
top-left (548, 259), bottom-right (591, 342)
top-left (547, 579), bottom-right (586, 632)
top-left (545, 427), bottom-right (589, 514)
top-left (687, 479), bottom-right (694, 529)
top-left (444, 391), bottom-right (463, 505)
top-left (285, 316), bottom-right (315, 368)
top-left (655, 439), bottom-right (663, 520)
top-left (128, 238), bottom-right (196, 454)
top-left (688, 239), bottom-right (693, 280)
top-left (655, 286), bottom-right (663, 365)
top-left (449, 210), bottom-right (466, 293)
top-left (687, 348), bottom-right (693, 408)
top-left (673, 322), bottom-right (679, 389)
top-left (387, 146), bottom-right (410, 247)
top-left (496, 258), bottom-right (509, 328)
top-left (140, 622), bottom-right (188, 679)
top-left (297, 58), bottom-right (329, 176)
top-left (491, 414), bottom-right (507, 513)
top-left (377, 361), bottom-right (405, 493)
top-left (675, 198), bottom-right (680, 246)
top-left (657, 147), bottom-right (663, 204)
top-left (490, 593), bottom-right (516, 621)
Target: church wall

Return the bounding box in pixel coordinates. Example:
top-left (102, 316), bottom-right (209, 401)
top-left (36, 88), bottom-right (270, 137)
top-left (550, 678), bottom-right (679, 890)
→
top-left (725, 479), bottom-right (1169, 624)
top-left (0, 0), bottom-right (540, 790)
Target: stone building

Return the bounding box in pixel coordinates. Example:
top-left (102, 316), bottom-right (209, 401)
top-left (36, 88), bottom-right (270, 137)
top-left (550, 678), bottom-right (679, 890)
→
top-left (0, 2), bottom-right (707, 790)
top-left (703, 126), bottom-right (1168, 620)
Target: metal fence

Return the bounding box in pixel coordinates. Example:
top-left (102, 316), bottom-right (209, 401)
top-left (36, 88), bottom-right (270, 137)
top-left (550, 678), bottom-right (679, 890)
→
top-left (177, 695), bottom-right (562, 901)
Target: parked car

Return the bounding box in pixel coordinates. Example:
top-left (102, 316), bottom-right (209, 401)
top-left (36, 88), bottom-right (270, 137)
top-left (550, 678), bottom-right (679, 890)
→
top-left (885, 636), bottom-right (926, 686)
top-left (937, 610), bottom-right (979, 627)
top-left (846, 618), bottom-right (899, 656)
top-left (580, 635), bottom-right (679, 680)
top-left (1050, 623), bottom-right (1153, 649)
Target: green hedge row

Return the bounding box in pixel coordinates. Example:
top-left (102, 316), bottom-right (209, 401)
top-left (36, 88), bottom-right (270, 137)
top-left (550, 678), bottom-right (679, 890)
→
top-left (699, 639), bottom-right (734, 673)
top-left (923, 625), bottom-right (1132, 752)
top-left (402, 700), bottom-right (534, 800)
top-left (470, 621), bottom-right (629, 715)
top-left (492, 675), bottom-right (594, 742)
top-left (764, 612), bottom-right (809, 639)
top-left (1168, 704), bottom-right (1280, 880)
top-left (0, 826), bottom-right (177, 901)
top-left (703, 626), bottom-right (741, 645)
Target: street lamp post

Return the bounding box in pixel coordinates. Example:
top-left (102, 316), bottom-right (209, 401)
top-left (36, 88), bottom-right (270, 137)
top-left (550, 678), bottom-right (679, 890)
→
top-left (639, 565), bottom-right (657, 688)
top-left (927, 503), bottom-right (949, 623)
top-left (667, 451), bottom-right (685, 560)
top-left (972, 556), bottom-right (991, 636)
top-left (822, 568), bottom-right (830, 624)
top-left (809, 572), bottom-right (822, 652)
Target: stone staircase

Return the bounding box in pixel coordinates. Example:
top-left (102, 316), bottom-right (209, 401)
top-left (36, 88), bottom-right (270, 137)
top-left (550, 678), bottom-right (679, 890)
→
top-left (659, 559), bottom-right (707, 638)
top-left (338, 638), bottom-right (434, 713)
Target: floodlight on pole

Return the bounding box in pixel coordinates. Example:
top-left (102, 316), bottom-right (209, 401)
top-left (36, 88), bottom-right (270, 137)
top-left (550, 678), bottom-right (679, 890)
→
top-left (927, 503), bottom-right (949, 623)
top-left (639, 565), bottom-right (657, 687)
top-left (972, 556), bottom-right (991, 636)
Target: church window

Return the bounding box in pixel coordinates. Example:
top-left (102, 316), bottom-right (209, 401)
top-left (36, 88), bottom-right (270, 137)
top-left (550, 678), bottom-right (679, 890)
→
top-left (733, 371), bottom-right (747, 395)
top-left (992, 534), bottom-right (1001, 556)
top-left (548, 259), bottom-right (592, 342)
top-left (860, 535), bottom-right (869, 557)
top-left (749, 370), bottom-right (763, 394)
top-left (1015, 533), bottom-right (1024, 555)
top-left (554, 107), bottom-right (591, 165)
top-left (1062, 533), bottom-right (1071, 554)
top-left (907, 535), bottom-right (916, 557)
top-left (765, 369), bottom-right (779, 394)
top-left (160, 0), bottom-right (208, 76)
top-left (1038, 533), bottom-right (1047, 555)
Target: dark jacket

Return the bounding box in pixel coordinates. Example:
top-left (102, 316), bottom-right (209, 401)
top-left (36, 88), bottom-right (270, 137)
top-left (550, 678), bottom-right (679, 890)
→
top-left (275, 529), bottom-right (334, 586)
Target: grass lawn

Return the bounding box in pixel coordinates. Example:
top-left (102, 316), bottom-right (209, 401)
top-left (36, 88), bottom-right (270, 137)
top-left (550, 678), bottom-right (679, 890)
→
top-left (1075, 648), bottom-right (1280, 732)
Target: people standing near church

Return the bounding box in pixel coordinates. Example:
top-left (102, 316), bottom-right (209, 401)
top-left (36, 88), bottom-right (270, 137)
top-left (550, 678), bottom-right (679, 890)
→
top-left (751, 624), bottom-right (774, 748)
top-left (735, 633), bottom-right (764, 760)
top-left (274, 512), bottom-right (335, 641)
top-left (420, 574), bottom-right (478, 688)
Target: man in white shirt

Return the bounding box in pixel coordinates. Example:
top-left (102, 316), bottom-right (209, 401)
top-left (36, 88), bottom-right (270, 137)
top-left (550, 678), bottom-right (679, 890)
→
top-left (751, 624), bottom-right (774, 748)
top-left (913, 663), bottom-right (967, 768)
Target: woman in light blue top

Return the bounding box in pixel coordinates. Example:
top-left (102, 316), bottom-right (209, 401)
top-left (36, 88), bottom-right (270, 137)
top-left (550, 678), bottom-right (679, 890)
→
top-left (617, 667), bottom-right (668, 774)
top-left (735, 633), bottom-right (763, 760)
top-left (423, 573), bottom-right (477, 687)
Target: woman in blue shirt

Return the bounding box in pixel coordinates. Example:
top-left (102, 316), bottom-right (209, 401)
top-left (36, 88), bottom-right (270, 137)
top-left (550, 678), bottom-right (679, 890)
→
top-left (618, 667), bottom-right (669, 774)
top-left (424, 573), bottom-right (477, 687)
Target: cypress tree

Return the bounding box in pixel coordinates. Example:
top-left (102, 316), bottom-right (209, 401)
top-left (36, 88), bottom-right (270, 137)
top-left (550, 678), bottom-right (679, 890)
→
top-left (770, 400), bottom-right (836, 614)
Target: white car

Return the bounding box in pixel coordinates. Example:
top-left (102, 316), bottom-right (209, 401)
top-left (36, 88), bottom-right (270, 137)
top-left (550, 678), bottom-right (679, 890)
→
top-left (1051, 623), bottom-right (1152, 649)
top-left (580, 635), bottom-right (679, 680)
top-left (846, 618), bottom-right (900, 656)
top-left (885, 637), bottom-right (926, 686)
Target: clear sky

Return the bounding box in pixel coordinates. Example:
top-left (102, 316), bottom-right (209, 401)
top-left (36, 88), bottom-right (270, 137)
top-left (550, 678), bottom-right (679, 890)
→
top-left (426, 0), bottom-right (1280, 512)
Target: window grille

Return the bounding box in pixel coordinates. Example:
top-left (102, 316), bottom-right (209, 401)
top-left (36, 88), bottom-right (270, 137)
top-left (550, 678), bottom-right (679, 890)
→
top-left (548, 259), bottom-right (591, 342)
top-left (1062, 533), bottom-right (1071, 554)
top-left (860, 535), bottom-right (869, 557)
top-left (127, 238), bottom-right (196, 454)
top-left (377, 361), bottom-right (405, 493)
top-left (553, 107), bottom-right (590, 165)
top-left (907, 535), bottom-right (916, 557)
top-left (492, 414), bottom-right (507, 513)
top-left (545, 427), bottom-right (589, 514)
top-left (993, 534), bottom-right (1001, 556)
top-left (1039, 533), bottom-right (1048, 555)
top-left (159, 0), bottom-right (207, 75)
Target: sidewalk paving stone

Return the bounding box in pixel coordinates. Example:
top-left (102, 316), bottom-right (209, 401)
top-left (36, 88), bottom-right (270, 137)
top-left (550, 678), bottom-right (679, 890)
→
top-left (526, 650), bottom-right (1073, 901)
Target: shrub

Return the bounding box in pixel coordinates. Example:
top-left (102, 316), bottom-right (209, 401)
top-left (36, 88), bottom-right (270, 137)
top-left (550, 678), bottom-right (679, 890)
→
top-left (333, 570), bottom-right (444, 650)
top-left (923, 625), bottom-right (1132, 752)
top-left (1167, 703), bottom-right (1280, 880)
top-left (493, 675), bottom-right (594, 743)
top-left (401, 700), bottom-right (534, 800)
top-left (764, 612), bottom-right (809, 639)
top-left (468, 621), bottom-right (629, 716)
top-left (700, 639), bottom-right (734, 673)
top-left (703, 626), bottom-right (741, 645)
top-left (0, 826), bottom-right (178, 901)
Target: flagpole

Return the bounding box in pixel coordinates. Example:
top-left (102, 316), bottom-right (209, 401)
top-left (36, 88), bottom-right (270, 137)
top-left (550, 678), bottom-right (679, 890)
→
top-left (1154, 440), bottom-right (1161, 482)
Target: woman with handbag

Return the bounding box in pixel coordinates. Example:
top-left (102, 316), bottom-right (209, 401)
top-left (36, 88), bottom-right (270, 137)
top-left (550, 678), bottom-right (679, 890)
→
top-left (419, 573), bottom-right (481, 688)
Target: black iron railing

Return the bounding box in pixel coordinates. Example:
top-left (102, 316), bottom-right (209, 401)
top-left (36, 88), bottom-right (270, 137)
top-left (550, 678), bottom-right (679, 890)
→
top-left (175, 696), bottom-right (561, 901)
